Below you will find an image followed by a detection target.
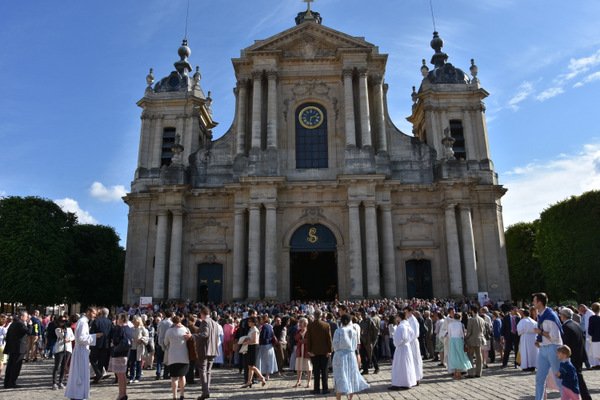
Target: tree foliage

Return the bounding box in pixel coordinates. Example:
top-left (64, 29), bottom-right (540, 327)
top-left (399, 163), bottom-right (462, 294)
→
top-left (505, 221), bottom-right (544, 301)
top-left (68, 224), bottom-right (125, 307)
top-left (0, 196), bottom-right (75, 304)
top-left (0, 196), bottom-right (125, 307)
top-left (536, 190), bottom-right (600, 302)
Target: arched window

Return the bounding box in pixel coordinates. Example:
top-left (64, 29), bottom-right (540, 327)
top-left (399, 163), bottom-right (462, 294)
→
top-left (295, 103), bottom-right (328, 169)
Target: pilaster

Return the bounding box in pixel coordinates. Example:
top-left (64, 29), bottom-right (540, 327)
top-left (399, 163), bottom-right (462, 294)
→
top-left (168, 210), bottom-right (183, 299)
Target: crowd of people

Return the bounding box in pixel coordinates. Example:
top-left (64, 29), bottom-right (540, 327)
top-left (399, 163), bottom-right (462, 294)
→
top-left (0, 294), bottom-right (599, 400)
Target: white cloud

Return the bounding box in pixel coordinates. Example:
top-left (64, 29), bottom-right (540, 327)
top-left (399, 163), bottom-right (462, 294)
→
top-left (54, 198), bottom-right (98, 224)
top-left (0, 190), bottom-right (6, 197)
top-left (507, 81), bottom-right (534, 111)
top-left (501, 142), bottom-right (600, 227)
top-left (574, 70), bottom-right (600, 88)
top-left (89, 181), bottom-right (127, 202)
top-left (535, 87), bottom-right (564, 101)
top-left (563, 49), bottom-right (600, 81)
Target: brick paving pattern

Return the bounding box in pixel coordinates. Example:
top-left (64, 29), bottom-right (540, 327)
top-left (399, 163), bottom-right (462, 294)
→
top-left (1, 357), bottom-right (599, 400)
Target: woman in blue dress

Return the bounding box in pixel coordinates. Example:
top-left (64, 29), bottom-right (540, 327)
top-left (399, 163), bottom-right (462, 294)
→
top-left (447, 312), bottom-right (472, 380)
top-left (332, 314), bottom-right (369, 400)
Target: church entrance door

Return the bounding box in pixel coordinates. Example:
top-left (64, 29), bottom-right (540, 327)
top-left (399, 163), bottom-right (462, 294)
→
top-left (197, 263), bottom-right (223, 304)
top-left (406, 259), bottom-right (433, 299)
top-left (289, 224), bottom-right (337, 301)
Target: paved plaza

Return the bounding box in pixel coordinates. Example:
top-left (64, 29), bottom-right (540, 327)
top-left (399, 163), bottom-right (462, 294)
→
top-left (2, 356), bottom-right (599, 400)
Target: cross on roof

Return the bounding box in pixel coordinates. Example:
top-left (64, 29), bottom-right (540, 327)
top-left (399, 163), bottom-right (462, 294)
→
top-left (303, 0), bottom-right (314, 11)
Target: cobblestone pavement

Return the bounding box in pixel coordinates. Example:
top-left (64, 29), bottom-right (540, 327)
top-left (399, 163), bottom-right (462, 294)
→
top-left (1, 356), bottom-right (599, 400)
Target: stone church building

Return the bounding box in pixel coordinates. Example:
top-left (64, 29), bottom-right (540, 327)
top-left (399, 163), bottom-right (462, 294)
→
top-left (123, 7), bottom-right (510, 304)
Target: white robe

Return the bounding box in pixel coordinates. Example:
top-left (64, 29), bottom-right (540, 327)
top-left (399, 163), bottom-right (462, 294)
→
top-left (214, 322), bottom-right (224, 364)
top-left (517, 317), bottom-right (538, 369)
top-left (407, 315), bottom-right (423, 380)
top-left (582, 309), bottom-right (600, 366)
top-left (391, 320), bottom-right (417, 388)
top-left (65, 316), bottom-right (97, 399)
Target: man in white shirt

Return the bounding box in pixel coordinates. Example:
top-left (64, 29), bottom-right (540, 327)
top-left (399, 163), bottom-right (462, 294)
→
top-left (532, 293), bottom-right (563, 400)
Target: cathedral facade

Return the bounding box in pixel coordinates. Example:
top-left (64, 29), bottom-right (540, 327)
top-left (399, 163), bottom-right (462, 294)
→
top-left (123, 8), bottom-right (510, 304)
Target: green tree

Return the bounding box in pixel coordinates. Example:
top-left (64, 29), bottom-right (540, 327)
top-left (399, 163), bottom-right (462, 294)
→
top-left (0, 196), bottom-right (75, 305)
top-left (506, 221), bottom-right (544, 301)
top-left (68, 224), bottom-right (124, 307)
top-left (536, 190), bottom-right (600, 302)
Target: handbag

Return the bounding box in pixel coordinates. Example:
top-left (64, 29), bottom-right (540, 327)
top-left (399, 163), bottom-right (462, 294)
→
top-left (186, 329), bottom-right (198, 362)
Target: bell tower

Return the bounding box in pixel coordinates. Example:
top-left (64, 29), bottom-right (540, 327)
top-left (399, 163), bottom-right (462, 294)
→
top-left (132, 40), bottom-right (217, 191)
top-left (408, 32), bottom-right (493, 171)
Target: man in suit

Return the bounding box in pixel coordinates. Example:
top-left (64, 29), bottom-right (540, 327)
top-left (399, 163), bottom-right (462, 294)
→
top-left (3, 311), bottom-right (31, 389)
top-left (194, 307), bottom-right (220, 400)
top-left (559, 308), bottom-right (591, 400)
top-left (306, 310), bottom-right (333, 395)
top-left (90, 307), bottom-right (112, 383)
top-left (501, 306), bottom-right (520, 368)
top-left (359, 309), bottom-right (379, 375)
top-left (465, 305), bottom-right (486, 378)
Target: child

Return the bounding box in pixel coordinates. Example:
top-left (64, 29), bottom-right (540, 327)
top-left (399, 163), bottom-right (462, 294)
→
top-left (556, 345), bottom-right (580, 400)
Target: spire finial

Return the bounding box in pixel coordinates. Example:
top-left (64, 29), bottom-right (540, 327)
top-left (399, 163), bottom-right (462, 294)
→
top-left (430, 31), bottom-right (448, 68)
top-left (174, 39), bottom-right (192, 76)
top-left (296, 0), bottom-right (322, 24)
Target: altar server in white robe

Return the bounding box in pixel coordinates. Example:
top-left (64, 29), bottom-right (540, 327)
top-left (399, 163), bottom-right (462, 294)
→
top-left (389, 311), bottom-right (417, 390)
top-left (65, 308), bottom-right (102, 400)
top-left (404, 307), bottom-right (423, 381)
top-left (517, 309), bottom-right (538, 370)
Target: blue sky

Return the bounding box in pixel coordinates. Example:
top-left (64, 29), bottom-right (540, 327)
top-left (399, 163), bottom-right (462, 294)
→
top-left (1, 1), bottom-right (600, 246)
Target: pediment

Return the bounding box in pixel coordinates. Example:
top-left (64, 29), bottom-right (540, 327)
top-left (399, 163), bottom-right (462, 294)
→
top-left (244, 23), bottom-right (375, 57)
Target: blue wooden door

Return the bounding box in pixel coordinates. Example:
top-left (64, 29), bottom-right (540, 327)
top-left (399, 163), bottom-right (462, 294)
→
top-left (405, 259), bottom-right (433, 299)
top-left (197, 263), bottom-right (223, 304)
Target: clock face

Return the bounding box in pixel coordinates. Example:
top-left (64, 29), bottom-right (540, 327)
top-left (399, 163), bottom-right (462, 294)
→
top-left (298, 106), bottom-right (324, 129)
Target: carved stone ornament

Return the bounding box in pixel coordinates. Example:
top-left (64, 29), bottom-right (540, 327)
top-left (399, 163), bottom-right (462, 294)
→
top-left (301, 207), bottom-right (324, 219)
top-left (204, 254), bottom-right (217, 263)
top-left (410, 249), bottom-right (426, 260)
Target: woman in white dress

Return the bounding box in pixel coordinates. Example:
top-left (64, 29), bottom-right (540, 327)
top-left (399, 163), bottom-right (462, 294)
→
top-left (332, 314), bottom-right (369, 399)
top-left (389, 311), bottom-right (417, 390)
top-left (447, 313), bottom-right (472, 380)
top-left (517, 308), bottom-right (538, 371)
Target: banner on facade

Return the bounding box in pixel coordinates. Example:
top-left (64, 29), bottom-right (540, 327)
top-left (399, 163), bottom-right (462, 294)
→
top-left (139, 296), bottom-right (153, 307)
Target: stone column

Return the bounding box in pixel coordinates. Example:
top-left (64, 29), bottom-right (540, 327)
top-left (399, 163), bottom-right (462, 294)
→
top-left (358, 68), bottom-right (372, 147)
top-left (380, 204), bottom-right (396, 297)
top-left (264, 204), bottom-right (277, 298)
top-left (247, 205), bottom-right (261, 299)
top-left (251, 71), bottom-right (263, 149)
top-left (364, 201), bottom-right (381, 297)
top-left (347, 201), bottom-right (363, 297)
top-left (236, 80), bottom-right (248, 154)
top-left (266, 71), bottom-right (278, 149)
top-left (444, 204), bottom-right (463, 296)
top-left (459, 205), bottom-right (478, 295)
top-left (342, 69), bottom-right (356, 147)
top-left (372, 75), bottom-right (387, 152)
top-left (168, 210), bottom-right (183, 299)
top-left (153, 211), bottom-right (168, 299)
top-left (232, 208), bottom-right (246, 300)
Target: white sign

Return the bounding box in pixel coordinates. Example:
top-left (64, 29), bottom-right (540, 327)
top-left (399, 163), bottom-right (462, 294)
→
top-left (139, 296), bottom-right (153, 307)
top-left (478, 292), bottom-right (490, 306)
